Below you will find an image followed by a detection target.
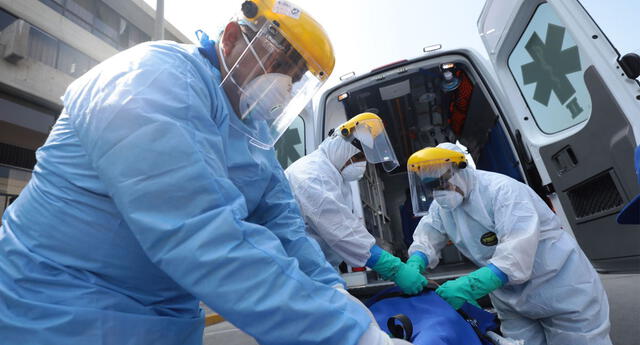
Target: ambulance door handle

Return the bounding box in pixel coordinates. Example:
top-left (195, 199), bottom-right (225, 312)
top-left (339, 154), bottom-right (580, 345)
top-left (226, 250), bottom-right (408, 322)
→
top-left (551, 146), bottom-right (578, 175)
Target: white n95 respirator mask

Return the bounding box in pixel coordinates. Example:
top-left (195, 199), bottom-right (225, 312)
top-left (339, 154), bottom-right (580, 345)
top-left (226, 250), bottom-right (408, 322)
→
top-left (239, 73), bottom-right (292, 122)
top-left (433, 190), bottom-right (463, 209)
top-left (341, 161), bottom-right (367, 181)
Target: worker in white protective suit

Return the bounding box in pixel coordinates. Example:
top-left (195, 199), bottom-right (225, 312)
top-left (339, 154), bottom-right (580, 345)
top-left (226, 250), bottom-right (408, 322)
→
top-left (404, 142), bottom-right (612, 345)
top-left (286, 113), bottom-right (428, 295)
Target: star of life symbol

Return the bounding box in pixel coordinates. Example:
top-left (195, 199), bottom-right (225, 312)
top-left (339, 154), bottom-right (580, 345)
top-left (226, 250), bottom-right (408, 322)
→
top-left (521, 24), bottom-right (584, 118)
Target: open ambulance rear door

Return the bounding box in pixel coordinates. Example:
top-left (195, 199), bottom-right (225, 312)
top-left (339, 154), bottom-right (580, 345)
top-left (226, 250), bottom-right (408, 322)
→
top-left (478, 0), bottom-right (640, 271)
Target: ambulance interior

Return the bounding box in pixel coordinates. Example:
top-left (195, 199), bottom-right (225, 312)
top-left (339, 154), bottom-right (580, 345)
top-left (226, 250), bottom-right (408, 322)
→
top-left (321, 55), bottom-right (527, 272)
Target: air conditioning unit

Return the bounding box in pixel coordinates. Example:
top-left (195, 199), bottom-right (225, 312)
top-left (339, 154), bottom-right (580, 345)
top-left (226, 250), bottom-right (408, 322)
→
top-left (0, 19), bottom-right (30, 64)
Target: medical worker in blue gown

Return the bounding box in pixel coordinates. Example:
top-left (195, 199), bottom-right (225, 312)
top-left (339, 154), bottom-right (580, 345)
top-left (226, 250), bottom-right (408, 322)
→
top-left (405, 143), bottom-right (611, 345)
top-left (0, 1), bottom-right (412, 344)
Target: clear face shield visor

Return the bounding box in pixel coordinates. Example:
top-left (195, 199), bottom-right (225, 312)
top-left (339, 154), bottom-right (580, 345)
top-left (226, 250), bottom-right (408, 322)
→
top-left (350, 118), bottom-right (399, 172)
top-left (220, 19), bottom-right (324, 149)
top-left (408, 163), bottom-right (460, 216)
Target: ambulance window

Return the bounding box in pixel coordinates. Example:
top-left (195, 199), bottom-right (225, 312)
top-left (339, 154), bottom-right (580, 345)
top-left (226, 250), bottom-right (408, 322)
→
top-left (274, 115), bottom-right (305, 169)
top-left (508, 3), bottom-right (591, 134)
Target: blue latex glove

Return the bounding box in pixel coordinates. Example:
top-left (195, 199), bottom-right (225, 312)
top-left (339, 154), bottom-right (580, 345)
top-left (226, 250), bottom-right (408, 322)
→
top-left (368, 246), bottom-right (427, 295)
top-left (435, 265), bottom-right (507, 310)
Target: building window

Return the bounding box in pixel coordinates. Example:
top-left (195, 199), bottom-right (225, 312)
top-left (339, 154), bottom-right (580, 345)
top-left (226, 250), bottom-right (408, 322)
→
top-left (65, 11), bottom-right (93, 31)
top-left (116, 18), bottom-right (131, 48)
top-left (66, 0), bottom-right (96, 26)
top-left (128, 25), bottom-right (150, 47)
top-left (25, 23), bottom-right (99, 78)
top-left (0, 10), bottom-right (97, 79)
top-left (39, 0), bottom-right (151, 50)
top-left (57, 42), bottom-right (96, 78)
top-left (38, 0), bottom-right (64, 14)
top-left (94, 2), bottom-right (119, 43)
top-left (28, 27), bottom-right (59, 69)
top-left (0, 8), bottom-right (17, 32)
top-left (0, 144), bottom-right (37, 171)
top-left (92, 28), bottom-right (118, 49)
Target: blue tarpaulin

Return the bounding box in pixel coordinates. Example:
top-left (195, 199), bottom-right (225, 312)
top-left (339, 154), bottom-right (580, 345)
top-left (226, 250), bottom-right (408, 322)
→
top-left (366, 287), bottom-right (498, 345)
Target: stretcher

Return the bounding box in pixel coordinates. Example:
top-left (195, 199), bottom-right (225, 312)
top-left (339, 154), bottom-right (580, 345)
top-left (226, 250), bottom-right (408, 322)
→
top-left (203, 285), bottom-right (523, 344)
top-left (366, 286), bottom-right (524, 345)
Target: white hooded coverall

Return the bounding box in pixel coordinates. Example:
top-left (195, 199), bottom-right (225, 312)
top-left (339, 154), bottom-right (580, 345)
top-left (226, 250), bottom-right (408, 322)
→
top-left (285, 135), bottom-right (375, 267)
top-left (409, 144), bottom-right (611, 345)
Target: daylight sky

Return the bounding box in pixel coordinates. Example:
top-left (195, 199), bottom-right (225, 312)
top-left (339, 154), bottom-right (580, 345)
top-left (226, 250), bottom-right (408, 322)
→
top-left (143, 0), bottom-right (488, 93)
top-left (144, 0), bottom-right (638, 96)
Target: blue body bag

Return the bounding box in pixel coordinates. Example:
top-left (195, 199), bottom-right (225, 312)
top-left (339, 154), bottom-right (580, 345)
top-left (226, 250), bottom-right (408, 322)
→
top-left (365, 287), bottom-right (498, 345)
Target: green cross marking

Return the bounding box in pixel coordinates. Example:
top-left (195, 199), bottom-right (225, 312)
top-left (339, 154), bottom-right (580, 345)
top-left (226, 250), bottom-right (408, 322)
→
top-left (275, 127), bottom-right (302, 166)
top-left (565, 97), bottom-right (584, 119)
top-left (521, 24), bottom-right (581, 106)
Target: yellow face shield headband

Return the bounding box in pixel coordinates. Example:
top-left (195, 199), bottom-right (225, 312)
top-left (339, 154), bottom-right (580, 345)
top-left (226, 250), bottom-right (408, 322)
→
top-left (336, 112), bottom-right (399, 172)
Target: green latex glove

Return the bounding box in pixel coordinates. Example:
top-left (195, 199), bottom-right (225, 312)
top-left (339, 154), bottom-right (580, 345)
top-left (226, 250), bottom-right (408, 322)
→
top-left (435, 266), bottom-right (505, 310)
top-left (394, 263), bottom-right (428, 295)
top-left (406, 253), bottom-right (428, 273)
top-left (372, 250), bottom-right (427, 295)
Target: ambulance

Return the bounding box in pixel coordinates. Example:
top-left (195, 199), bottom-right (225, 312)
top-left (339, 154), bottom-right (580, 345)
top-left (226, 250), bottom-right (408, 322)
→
top-left (275, 0), bottom-right (640, 279)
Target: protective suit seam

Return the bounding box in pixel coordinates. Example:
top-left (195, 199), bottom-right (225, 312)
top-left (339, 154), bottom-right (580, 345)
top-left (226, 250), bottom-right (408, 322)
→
top-left (168, 62), bottom-right (219, 169)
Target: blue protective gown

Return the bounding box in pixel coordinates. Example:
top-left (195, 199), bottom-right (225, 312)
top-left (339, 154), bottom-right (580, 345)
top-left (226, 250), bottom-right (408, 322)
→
top-left (0, 41), bottom-right (371, 345)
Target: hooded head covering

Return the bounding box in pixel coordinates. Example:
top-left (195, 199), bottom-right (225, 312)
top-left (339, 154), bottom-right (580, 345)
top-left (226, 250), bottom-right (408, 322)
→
top-left (436, 142), bottom-right (474, 198)
top-left (319, 132), bottom-right (361, 172)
